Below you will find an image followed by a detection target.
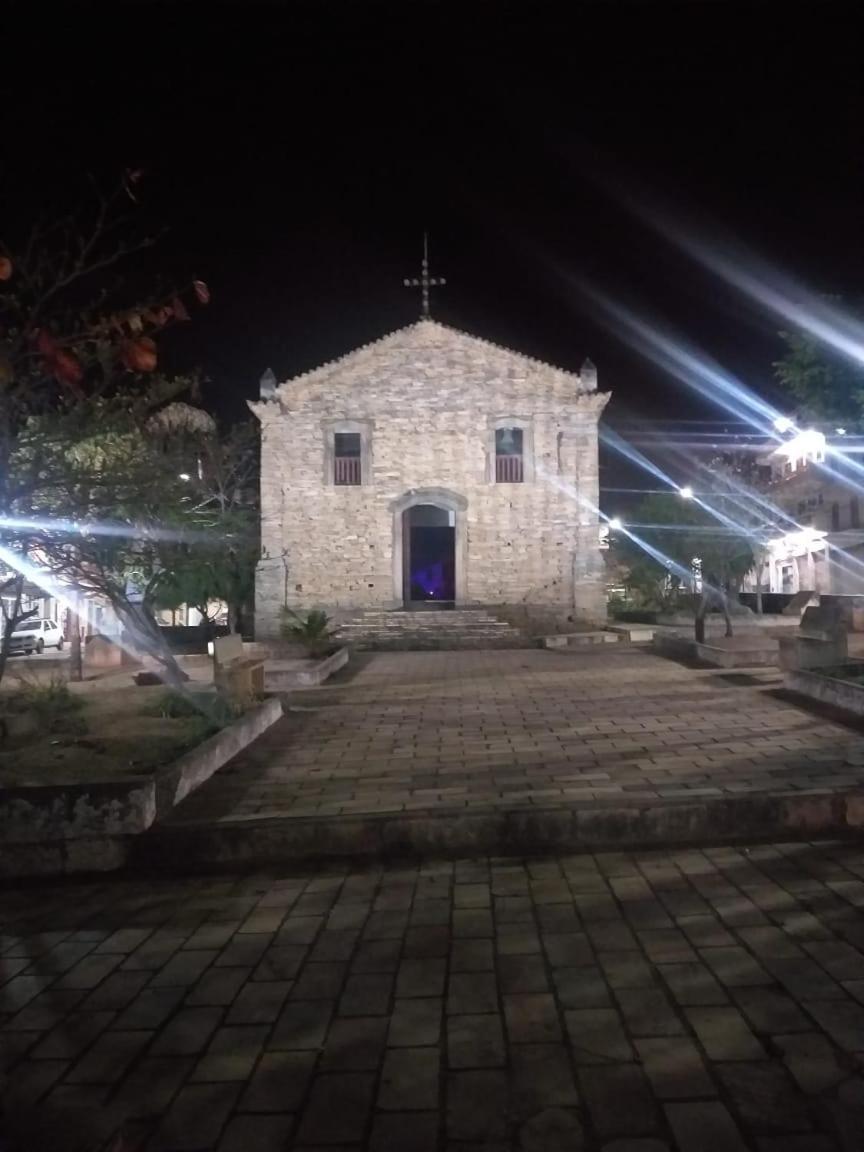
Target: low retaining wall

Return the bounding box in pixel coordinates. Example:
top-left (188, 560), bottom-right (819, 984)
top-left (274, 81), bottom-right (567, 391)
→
top-left (653, 632), bottom-right (778, 668)
top-left (0, 697), bottom-right (283, 878)
top-left (784, 665), bottom-right (864, 715)
top-left (139, 788), bottom-right (864, 869)
top-left (265, 647), bottom-right (349, 691)
top-left (606, 624), bottom-right (654, 643)
top-left (0, 778), bottom-right (157, 844)
top-left (155, 697), bottom-right (283, 813)
top-left (543, 632), bottom-right (622, 650)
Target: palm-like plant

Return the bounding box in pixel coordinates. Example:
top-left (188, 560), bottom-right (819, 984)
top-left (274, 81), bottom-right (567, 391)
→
top-left (280, 607), bottom-right (333, 657)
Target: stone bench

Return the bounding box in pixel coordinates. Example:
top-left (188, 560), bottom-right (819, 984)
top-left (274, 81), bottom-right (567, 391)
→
top-left (213, 634), bottom-right (264, 701)
top-left (778, 604), bottom-right (850, 671)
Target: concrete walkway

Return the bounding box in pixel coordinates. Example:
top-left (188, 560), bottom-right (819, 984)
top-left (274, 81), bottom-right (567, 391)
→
top-left (148, 650), bottom-right (864, 864)
top-left (3, 842), bottom-right (864, 1149)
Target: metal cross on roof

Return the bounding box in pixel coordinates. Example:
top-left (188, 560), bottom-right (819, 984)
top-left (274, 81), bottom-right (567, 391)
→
top-left (404, 232), bottom-right (446, 319)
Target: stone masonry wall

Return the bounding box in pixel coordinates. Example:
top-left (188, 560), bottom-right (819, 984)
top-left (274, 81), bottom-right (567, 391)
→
top-left (252, 321), bottom-right (609, 637)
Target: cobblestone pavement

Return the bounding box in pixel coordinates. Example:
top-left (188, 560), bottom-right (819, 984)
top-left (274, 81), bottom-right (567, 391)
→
top-left (167, 650), bottom-right (864, 826)
top-left (4, 843), bottom-right (864, 1149)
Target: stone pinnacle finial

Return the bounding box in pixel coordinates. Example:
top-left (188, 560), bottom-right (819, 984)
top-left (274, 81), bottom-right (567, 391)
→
top-left (259, 367), bottom-right (277, 399)
top-left (581, 358), bottom-right (597, 389)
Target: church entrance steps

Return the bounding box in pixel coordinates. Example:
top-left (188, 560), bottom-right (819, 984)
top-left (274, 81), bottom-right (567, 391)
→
top-left (133, 648), bottom-right (864, 869)
top-left (335, 608), bottom-right (532, 650)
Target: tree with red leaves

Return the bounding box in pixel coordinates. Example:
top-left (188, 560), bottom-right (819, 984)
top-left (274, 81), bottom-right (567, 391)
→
top-left (0, 174), bottom-right (211, 684)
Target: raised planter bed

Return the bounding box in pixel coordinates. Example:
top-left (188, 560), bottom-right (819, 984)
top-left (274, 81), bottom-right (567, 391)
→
top-left (0, 697), bottom-right (283, 878)
top-left (265, 646), bottom-right (349, 691)
top-left (784, 663), bottom-right (864, 716)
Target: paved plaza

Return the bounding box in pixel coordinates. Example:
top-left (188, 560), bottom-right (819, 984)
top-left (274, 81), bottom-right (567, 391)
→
top-left (161, 650), bottom-right (864, 846)
top-left (4, 842), bottom-right (864, 1150)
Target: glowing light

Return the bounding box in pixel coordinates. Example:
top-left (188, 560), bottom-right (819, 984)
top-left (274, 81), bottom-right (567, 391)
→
top-left (768, 528), bottom-right (827, 557)
top-left (600, 427), bottom-right (679, 489)
top-left (773, 416), bottom-right (795, 434)
top-left (536, 464), bottom-right (701, 586)
top-left (178, 472), bottom-right (191, 481)
top-left (0, 512), bottom-right (213, 544)
top-left (836, 427), bottom-right (847, 436)
top-left (608, 517), bottom-right (622, 530)
top-left (579, 287), bottom-right (783, 434)
top-left (679, 485), bottom-right (694, 499)
top-left (774, 429), bottom-right (825, 470)
top-left (620, 199), bottom-right (864, 373)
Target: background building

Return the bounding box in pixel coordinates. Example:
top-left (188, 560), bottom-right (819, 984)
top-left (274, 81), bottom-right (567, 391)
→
top-left (747, 429), bottom-right (864, 597)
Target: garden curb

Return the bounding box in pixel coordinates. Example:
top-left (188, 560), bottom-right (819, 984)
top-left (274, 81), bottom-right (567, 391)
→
top-left (0, 696), bottom-right (283, 878)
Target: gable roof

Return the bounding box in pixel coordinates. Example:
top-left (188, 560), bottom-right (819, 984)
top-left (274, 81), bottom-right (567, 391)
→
top-left (267, 319), bottom-right (591, 394)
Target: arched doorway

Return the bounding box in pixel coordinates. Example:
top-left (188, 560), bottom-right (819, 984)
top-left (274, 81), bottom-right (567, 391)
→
top-left (405, 504), bottom-right (455, 604)
top-left (390, 488), bottom-right (468, 608)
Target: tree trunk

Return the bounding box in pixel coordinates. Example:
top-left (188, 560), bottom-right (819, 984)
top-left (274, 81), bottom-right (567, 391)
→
top-left (722, 595), bottom-right (734, 638)
top-left (0, 575), bottom-right (24, 688)
top-left (0, 628), bottom-right (10, 688)
top-left (695, 590), bottom-right (709, 644)
top-left (227, 601), bottom-right (239, 634)
top-left (720, 573), bottom-right (734, 638)
top-left (118, 600), bottom-right (189, 686)
top-left (68, 608), bottom-right (83, 682)
top-left (696, 579), bottom-right (735, 640)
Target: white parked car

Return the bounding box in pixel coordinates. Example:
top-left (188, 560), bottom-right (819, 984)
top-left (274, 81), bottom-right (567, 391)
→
top-left (8, 619), bottom-right (65, 655)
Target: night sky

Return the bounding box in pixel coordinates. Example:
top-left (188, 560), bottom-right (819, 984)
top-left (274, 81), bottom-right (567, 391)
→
top-left (4, 3), bottom-right (862, 500)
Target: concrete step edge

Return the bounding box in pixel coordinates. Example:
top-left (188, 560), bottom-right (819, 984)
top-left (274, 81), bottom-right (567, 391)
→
top-left (133, 790), bottom-right (863, 869)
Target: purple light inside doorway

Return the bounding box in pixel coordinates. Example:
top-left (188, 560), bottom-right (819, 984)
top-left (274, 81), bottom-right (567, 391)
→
top-left (413, 561), bottom-right (445, 598)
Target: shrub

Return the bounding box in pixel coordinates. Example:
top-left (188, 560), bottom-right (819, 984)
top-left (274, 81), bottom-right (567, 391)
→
top-left (5, 675), bottom-right (86, 734)
top-left (147, 687), bottom-right (243, 730)
top-left (280, 607), bottom-right (333, 657)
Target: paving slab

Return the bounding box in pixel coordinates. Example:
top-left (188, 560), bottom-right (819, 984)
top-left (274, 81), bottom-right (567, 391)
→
top-left (137, 650), bottom-right (864, 865)
top-left (3, 842), bottom-right (864, 1148)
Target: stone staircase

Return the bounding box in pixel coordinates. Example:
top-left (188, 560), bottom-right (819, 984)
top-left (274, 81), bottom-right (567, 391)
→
top-left (335, 608), bottom-right (533, 650)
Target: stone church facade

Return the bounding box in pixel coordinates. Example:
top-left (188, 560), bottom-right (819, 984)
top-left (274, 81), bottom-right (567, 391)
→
top-left (250, 320), bottom-right (610, 637)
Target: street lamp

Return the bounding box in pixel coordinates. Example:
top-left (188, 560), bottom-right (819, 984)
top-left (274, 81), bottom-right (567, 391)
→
top-left (679, 486), bottom-right (694, 500)
top-left (608, 517), bottom-right (622, 531)
top-left (178, 472), bottom-right (191, 482)
top-left (774, 415), bottom-right (795, 434)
